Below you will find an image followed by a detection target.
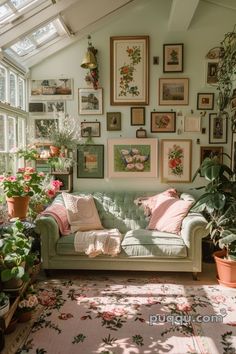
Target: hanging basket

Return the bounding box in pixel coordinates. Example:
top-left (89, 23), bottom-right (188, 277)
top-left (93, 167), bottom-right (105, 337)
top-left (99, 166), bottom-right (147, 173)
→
top-left (6, 196), bottom-right (30, 220)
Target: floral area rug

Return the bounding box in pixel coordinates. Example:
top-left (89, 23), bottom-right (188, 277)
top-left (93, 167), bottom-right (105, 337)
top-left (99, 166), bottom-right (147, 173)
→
top-left (10, 275), bottom-right (236, 354)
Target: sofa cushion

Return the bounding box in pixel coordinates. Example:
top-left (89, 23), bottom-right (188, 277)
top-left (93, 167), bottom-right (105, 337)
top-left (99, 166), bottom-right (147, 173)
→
top-left (62, 193), bottom-right (103, 232)
top-left (121, 229), bottom-right (187, 258)
top-left (147, 196), bottom-right (193, 235)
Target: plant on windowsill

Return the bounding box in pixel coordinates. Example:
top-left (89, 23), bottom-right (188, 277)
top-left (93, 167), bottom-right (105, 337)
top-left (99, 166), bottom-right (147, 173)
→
top-left (191, 154), bottom-right (236, 287)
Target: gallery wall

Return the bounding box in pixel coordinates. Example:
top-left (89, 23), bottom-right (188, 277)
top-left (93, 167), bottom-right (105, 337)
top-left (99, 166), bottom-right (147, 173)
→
top-left (28, 0), bottom-right (236, 196)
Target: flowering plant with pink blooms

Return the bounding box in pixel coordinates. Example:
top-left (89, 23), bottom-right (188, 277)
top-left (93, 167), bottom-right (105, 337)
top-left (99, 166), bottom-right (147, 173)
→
top-left (0, 167), bottom-right (46, 198)
top-left (18, 286), bottom-right (39, 313)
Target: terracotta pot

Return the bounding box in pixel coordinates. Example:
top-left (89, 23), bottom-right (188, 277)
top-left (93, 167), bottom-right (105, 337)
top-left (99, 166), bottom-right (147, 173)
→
top-left (18, 310), bottom-right (32, 323)
top-left (50, 145), bottom-right (60, 157)
top-left (2, 277), bottom-right (23, 291)
top-left (213, 249), bottom-right (236, 288)
top-left (6, 195), bottom-right (30, 220)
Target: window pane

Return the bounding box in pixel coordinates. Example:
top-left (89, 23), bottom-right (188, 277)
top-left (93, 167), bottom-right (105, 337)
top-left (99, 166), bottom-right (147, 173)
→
top-left (0, 65), bottom-right (6, 102)
top-left (18, 117), bottom-right (26, 146)
top-left (18, 77), bottom-right (25, 109)
top-left (0, 3), bottom-right (12, 23)
top-left (10, 38), bottom-right (36, 57)
top-left (8, 116), bottom-right (16, 150)
top-left (31, 22), bottom-right (58, 45)
top-left (9, 72), bottom-right (17, 106)
top-left (0, 115), bottom-right (5, 151)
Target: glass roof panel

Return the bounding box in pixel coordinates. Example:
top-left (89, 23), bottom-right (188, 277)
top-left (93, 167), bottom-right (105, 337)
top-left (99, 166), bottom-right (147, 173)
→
top-left (31, 22), bottom-right (58, 45)
top-left (10, 37), bottom-right (36, 56)
top-left (10, 0), bottom-right (38, 11)
top-left (0, 3), bottom-right (13, 22)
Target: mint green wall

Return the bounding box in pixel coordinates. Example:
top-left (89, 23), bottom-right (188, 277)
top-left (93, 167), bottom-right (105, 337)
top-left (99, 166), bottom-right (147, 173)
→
top-left (30, 0), bottom-right (236, 196)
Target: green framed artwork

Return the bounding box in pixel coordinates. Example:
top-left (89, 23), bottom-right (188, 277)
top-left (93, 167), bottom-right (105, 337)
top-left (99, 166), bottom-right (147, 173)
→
top-left (77, 144), bottom-right (104, 178)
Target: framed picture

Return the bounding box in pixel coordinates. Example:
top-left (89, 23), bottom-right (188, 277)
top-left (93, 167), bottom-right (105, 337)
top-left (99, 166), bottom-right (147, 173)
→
top-left (30, 79), bottom-right (73, 100)
top-left (78, 88), bottom-right (103, 115)
top-left (131, 107), bottom-right (145, 126)
top-left (161, 139), bottom-right (192, 183)
top-left (200, 146), bottom-right (223, 165)
top-left (29, 102), bottom-right (45, 113)
top-left (106, 112), bottom-right (121, 131)
top-left (136, 127), bottom-right (147, 138)
top-left (46, 101), bottom-right (65, 113)
top-left (159, 78), bottom-right (189, 105)
top-left (81, 121), bottom-right (101, 137)
top-left (107, 138), bottom-right (157, 178)
top-left (184, 116), bottom-right (201, 132)
top-left (206, 60), bottom-right (218, 85)
top-left (209, 113), bottom-right (228, 144)
top-left (32, 117), bottom-right (59, 140)
top-left (51, 172), bottom-right (73, 192)
top-left (110, 36), bottom-right (149, 105)
top-left (231, 96), bottom-right (236, 111)
top-left (231, 132), bottom-right (236, 172)
top-left (163, 43), bottom-right (184, 73)
top-left (151, 111), bottom-right (176, 133)
top-left (77, 144), bottom-right (104, 178)
top-left (197, 93), bottom-right (214, 110)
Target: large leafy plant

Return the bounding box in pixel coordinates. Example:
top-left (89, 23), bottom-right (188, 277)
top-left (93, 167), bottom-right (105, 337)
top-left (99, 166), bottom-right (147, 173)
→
top-left (191, 155), bottom-right (236, 260)
top-left (0, 220), bottom-right (34, 282)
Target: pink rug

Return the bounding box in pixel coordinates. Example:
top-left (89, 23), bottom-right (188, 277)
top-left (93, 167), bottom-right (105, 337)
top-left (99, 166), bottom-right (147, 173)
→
top-left (14, 275), bottom-right (236, 354)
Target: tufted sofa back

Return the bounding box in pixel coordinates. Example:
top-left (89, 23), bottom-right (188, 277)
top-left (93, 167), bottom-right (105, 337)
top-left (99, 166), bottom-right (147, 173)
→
top-left (52, 191), bottom-right (195, 234)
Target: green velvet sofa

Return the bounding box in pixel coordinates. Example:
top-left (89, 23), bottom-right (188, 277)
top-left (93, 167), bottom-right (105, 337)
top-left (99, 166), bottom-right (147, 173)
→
top-left (35, 191), bottom-right (209, 279)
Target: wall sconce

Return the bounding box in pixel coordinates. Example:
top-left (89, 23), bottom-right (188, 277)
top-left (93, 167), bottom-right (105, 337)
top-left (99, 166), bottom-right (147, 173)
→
top-left (81, 35), bottom-right (97, 69)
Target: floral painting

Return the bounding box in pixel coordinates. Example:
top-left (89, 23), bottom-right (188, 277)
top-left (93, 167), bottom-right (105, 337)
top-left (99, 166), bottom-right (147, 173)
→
top-left (161, 140), bottom-right (192, 183)
top-left (108, 139), bottom-right (157, 178)
top-left (110, 36), bottom-right (149, 105)
top-left (151, 112), bottom-right (176, 132)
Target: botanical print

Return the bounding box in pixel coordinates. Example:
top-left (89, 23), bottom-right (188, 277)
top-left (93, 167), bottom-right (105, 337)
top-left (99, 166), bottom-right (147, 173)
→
top-left (114, 144), bottom-right (150, 172)
top-left (119, 46), bottom-right (141, 97)
top-left (168, 144), bottom-right (184, 176)
top-left (16, 276), bottom-right (236, 354)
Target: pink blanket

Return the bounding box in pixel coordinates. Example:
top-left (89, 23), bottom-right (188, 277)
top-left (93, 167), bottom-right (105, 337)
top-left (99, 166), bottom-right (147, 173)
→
top-left (41, 203), bottom-right (71, 235)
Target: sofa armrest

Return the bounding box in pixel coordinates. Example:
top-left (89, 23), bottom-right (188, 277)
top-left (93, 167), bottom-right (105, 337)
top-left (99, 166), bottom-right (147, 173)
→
top-left (35, 216), bottom-right (60, 268)
top-left (181, 212), bottom-right (208, 248)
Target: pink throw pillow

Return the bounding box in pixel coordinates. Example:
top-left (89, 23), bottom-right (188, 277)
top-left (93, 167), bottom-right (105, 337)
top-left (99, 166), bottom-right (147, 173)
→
top-left (142, 188), bottom-right (179, 214)
top-left (147, 195), bottom-right (193, 235)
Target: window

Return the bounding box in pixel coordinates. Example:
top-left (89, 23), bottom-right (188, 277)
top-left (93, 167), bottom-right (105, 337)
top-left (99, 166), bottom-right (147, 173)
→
top-left (9, 71), bottom-right (17, 106)
top-left (0, 115), bottom-right (5, 151)
top-left (0, 0), bottom-right (42, 25)
top-left (18, 76), bottom-right (25, 109)
top-left (0, 65), bottom-right (7, 102)
top-left (5, 17), bottom-right (68, 59)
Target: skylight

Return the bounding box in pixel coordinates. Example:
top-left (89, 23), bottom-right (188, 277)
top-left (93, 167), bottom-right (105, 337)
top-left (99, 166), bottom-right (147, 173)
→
top-left (5, 18), bottom-right (68, 58)
top-left (0, 0), bottom-right (42, 25)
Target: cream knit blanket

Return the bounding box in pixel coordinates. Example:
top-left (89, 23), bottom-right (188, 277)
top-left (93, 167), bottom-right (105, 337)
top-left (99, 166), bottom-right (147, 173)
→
top-left (74, 228), bottom-right (122, 258)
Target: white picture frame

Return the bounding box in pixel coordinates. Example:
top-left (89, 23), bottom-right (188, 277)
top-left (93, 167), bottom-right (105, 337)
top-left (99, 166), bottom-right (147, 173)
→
top-left (78, 88), bottom-right (103, 115)
top-left (30, 79), bottom-right (73, 100)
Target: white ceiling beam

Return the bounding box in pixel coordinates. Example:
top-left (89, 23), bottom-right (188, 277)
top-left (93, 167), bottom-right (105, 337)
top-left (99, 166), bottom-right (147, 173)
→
top-left (0, 0), bottom-right (80, 47)
top-left (168, 0), bottom-right (200, 31)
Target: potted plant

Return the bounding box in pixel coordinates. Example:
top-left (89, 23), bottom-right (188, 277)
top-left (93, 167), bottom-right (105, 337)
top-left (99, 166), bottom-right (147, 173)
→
top-left (0, 291), bottom-right (10, 316)
top-left (16, 285), bottom-right (38, 322)
top-left (0, 167), bottom-right (46, 219)
top-left (0, 219), bottom-right (35, 289)
top-left (191, 154), bottom-right (236, 287)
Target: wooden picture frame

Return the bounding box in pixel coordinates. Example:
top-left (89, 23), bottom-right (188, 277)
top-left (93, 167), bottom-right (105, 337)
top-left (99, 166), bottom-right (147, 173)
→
top-left (150, 111), bottom-right (176, 133)
top-left (131, 107), bottom-right (145, 126)
top-left (77, 144), bottom-right (104, 178)
top-left (107, 138), bottom-right (157, 178)
top-left (78, 88), bottom-right (103, 115)
top-left (197, 93), bottom-right (214, 110)
top-left (231, 96), bottom-right (236, 112)
top-left (231, 132), bottom-right (236, 172)
top-left (81, 121), bottom-right (101, 137)
top-left (163, 43), bottom-right (184, 73)
top-left (159, 78), bottom-right (189, 105)
top-left (136, 127), bottom-right (147, 138)
top-left (161, 139), bottom-right (192, 183)
top-left (205, 60), bottom-right (218, 86)
top-left (209, 113), bottom-right (228, 144)
top-left (106, 112), bottom-right (121, 131)
top-left (110, 36), bottom-right (149, 105)
top-left (30, 79), bottom-right (73, 100)
top-left (200, 146), bottom-right (223, 165)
